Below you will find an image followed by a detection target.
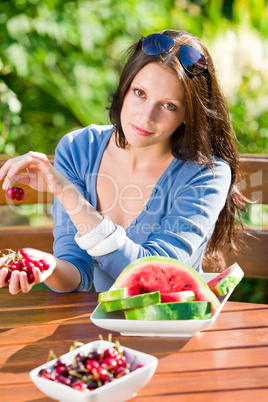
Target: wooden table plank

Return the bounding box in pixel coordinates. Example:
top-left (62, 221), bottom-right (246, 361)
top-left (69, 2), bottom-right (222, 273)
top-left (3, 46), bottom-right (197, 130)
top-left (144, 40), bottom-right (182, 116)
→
top-left (1, 323), bottom-right (267, 357)
top-left (108, 327), bottom-right (268, 355)
top-left (0, 289), bottom-right (98, 309)
top-left (139, 367), bottom-right (268, 395)
top-left (155, 346), bottom-right (268, 372)
top-left (222, 301), bottom-right (268, 312)
top-left (0, 289), bottom-right (267, 401)
top-left (1, 346), bottom-right (267, 382)
top-left (0, 383), bottom-right (49, 402)
top-left (205, 308), bottom-right (268, 331)
top-left (0, 305), bottom-right (94, 327)
top-left (133, 389), bottom-right (268, 402)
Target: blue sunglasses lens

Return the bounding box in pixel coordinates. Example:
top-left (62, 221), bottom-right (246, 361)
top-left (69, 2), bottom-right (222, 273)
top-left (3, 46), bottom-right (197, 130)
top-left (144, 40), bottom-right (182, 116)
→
top-left (179, 45), bottom-right (207, 75)
top-left (142, 33), bottom-right (207, 76)
top-left (142, 33), bottom-right (175, 55)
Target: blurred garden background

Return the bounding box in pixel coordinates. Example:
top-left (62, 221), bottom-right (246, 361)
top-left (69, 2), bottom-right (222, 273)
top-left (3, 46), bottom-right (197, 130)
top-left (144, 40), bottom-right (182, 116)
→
top-left (0, 0), bottom-right (267, 302)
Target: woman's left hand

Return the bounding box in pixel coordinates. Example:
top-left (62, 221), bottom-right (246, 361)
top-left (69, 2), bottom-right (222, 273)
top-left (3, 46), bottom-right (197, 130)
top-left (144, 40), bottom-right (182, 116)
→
top-left (0, 151), bottom-right (69, 195)
top-left (0, 248), bottom-right (56, 294)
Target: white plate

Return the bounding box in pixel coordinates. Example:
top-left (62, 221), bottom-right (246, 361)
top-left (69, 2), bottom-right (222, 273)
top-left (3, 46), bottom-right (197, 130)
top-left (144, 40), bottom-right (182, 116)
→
top-left (30, 340), bottom-right (158, 402)
top-left (90, 273), bottom-right (234, 337)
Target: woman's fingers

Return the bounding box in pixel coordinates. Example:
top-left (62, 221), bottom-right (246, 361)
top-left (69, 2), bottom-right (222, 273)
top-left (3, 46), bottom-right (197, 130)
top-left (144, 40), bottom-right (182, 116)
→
top-left (8, 270), bottom-right (22, 295)
top-left (5, 172), bottom-right (31, 187)
top-left (0, 152), bottom-right (50, 185)
top-left (28, 151), bottom-right (49, 162)
top-left (0, 152), bottom-right (61, 195)
top-left (0, 267), bottom-right (9, 288)
top-left (0, 154), bottom-right (31, 179)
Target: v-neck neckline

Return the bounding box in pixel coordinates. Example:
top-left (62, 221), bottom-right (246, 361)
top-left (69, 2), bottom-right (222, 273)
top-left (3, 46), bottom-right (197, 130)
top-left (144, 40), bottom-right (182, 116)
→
top-left (90, 128), bottom-right (177, 233)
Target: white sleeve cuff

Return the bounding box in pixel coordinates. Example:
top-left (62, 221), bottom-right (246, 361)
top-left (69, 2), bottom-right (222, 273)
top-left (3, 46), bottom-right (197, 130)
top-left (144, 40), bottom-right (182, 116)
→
top-left (74, 215), bottom-right (115, 250)
top-left (87, 225), bottom-right (126, 257)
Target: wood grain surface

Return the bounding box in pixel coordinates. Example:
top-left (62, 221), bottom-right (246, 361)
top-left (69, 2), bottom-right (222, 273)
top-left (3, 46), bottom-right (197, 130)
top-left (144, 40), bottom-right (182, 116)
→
top-left (0, 289), bottom-right (267, 402)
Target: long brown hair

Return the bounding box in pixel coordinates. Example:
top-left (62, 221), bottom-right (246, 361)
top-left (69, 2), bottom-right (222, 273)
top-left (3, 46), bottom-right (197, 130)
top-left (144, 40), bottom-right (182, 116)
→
top-left (109, 29), bottom-right (248, 269)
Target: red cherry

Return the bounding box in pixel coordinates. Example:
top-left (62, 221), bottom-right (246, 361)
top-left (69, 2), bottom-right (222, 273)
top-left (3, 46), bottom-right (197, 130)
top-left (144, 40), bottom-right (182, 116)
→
top-left (114, 366), bottom-right (130, 378)
top-left (21, 264), bottom-right (33, 275)
top-left (101, 357), bottom-right (118, 371)
top-left (5, 186), bottom-right (25, 201)
top-left (6, 187), bottom-right (19, 200)
top-left (115, 354), bottom-right (126, 367)
top-left (72, 381), bottom-right (89, 392)
top-left (39, 259), bottom-right (50, 271)
top-left (18, 249), bottom-right (28, 256)
top-left (27, 274), bottom-right (35, 284)
top-left (92, 366), bottom-right (107, 381)
top-left (85, 360), bottom-right (99, 372)
top-left (16, 187), bottom-right (25, 201)
top-left (40, 372), bottom-right (53, 380)
top-left (34, 260), bottom-right (44, 272)
top-left (10, 262), bottom-right (21, 271)
top-left (5, 272), bottom-right (11, 284)
top-left (135, 364), bottom-right (144, 370)
top-left (103, 347), bottom-right (118, 359)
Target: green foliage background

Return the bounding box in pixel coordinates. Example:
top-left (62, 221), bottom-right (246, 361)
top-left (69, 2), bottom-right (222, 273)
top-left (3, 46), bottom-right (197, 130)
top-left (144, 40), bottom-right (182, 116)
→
top-left (0, 0), bottom-right (267, 301)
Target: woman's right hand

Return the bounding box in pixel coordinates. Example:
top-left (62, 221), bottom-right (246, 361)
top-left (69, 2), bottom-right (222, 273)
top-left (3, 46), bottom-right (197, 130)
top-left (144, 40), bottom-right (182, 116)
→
top-left (0, 248), bottom-right (56, 294)
top-left (0, 151), bottom-right (69, 196)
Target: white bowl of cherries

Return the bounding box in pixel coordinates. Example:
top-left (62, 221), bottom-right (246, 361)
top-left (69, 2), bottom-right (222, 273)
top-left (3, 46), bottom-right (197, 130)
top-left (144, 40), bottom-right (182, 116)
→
top-left (30, 339), bottom-right (158, 402)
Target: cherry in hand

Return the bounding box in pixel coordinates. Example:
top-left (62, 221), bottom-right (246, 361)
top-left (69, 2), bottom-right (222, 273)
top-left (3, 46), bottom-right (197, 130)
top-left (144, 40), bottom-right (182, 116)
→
top-left (6, 186), bottom-right (25, 201)
top-left (0, 249), bottom-right (50, 285)
top-left (4, 175), bottom-right (25, 201)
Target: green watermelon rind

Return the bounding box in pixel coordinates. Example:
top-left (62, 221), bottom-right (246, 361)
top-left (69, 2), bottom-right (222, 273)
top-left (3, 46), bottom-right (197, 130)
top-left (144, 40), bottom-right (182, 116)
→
top-left (208, 263), bottom-right (244, 296)
top-left (125, 301), bottom-right (212, 321)
top-left (115, 256), bottom-right (221, 313)
top-left (101, 291), bottom-right (161, 313)
top-left (98, 288), bottom-right (128, 303)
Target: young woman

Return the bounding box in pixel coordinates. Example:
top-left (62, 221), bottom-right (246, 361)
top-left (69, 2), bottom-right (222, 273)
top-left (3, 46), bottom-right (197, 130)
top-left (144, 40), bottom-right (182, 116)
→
top-left (0, 29), bottom-right (247, 294)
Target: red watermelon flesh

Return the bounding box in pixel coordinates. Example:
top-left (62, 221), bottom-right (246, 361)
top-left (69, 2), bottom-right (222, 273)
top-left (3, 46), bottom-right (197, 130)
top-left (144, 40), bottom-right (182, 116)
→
top-left (115, 256), bottom-right (221, 314)
top-left (207, 263), bottom-right (244, 296)
top-left (160, 291), bottom-right (195, 303)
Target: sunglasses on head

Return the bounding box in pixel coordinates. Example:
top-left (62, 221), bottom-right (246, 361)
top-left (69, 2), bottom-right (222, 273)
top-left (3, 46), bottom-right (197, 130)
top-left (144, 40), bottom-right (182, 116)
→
top-left (141, 33), bottom-right (208, 77)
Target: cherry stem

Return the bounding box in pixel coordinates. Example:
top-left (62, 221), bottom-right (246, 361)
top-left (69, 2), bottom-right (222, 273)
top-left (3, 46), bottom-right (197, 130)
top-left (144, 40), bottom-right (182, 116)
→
top-left (6, 175), bottom-right (13, 189)
top-left (74, 341), bottom-right (85, 349)
top-left (47, 349), bottom-right (57, 362)
top-left (1, 248), bottom-right (15, 254)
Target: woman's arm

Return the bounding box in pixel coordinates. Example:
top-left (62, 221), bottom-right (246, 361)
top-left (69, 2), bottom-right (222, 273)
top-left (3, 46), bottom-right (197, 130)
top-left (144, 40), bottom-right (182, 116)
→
top-left (44, 257), bottom-right (81, 292)
top-left (0, 148), bottom-right (101, 293)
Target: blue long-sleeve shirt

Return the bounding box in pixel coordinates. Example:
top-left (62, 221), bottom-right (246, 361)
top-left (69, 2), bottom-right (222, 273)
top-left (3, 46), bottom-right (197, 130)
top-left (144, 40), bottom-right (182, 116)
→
top-left (50, 124), bottom-right (231, 292)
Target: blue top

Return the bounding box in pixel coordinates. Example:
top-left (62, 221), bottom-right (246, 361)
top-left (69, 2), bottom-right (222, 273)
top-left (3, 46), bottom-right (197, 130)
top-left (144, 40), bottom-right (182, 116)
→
top-left (50, 124), bottom-right (231, 292)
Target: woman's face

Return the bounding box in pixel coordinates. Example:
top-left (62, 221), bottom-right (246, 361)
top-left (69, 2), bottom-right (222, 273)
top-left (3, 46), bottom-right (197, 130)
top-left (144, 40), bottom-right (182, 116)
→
top-left (120, 62), bottom-right (185, 153)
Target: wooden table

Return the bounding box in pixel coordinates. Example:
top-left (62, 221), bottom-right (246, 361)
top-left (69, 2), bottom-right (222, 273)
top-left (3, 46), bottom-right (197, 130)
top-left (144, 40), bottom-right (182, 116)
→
top-left (0, 289), bottom-right (268, 402)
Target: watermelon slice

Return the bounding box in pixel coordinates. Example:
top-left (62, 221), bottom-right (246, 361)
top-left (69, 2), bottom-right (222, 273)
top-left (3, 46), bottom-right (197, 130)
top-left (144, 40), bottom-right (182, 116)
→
top-left (98, 285), bottom-right (141, 303)
top-left (207, 263), bottom-right (244, 296)
top-left (160, 291), bottom-right (195, 303)
top-left (114, 256), bottom-right (221, 314)
top-left (125, 301), bottom-right (212, 320)
top-left (101, 291), bottom-right (161, 313)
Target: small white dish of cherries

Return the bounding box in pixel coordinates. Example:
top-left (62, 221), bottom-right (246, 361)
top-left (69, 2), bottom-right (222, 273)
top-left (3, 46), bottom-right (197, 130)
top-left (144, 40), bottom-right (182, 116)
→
top-left (30, 338), bottom-right (158, 402)
top-left (0, 249), bottom-right (50, 285)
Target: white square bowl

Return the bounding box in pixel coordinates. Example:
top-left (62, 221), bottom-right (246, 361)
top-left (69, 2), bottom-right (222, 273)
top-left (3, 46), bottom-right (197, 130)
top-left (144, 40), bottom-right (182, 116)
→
top-left (30, 340), bottom-right (158, 402)
top-left (90, 273), bottom-right (235, 337)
